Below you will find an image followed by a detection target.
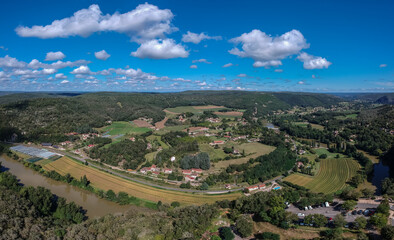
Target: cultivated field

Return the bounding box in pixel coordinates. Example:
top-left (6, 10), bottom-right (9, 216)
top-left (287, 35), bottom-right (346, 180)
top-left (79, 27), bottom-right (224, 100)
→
top-left (212, 142), bottom-right (276, 170)
top-left (154, 117), bottom-right (168, 129)
top-left (43, 156), bottom-right (242, 204)
top-left (99, 121), bottom-right (151, 136)
top-left (164, 105), bottom-right (226, 115)
top-left (293, 122), bottom-right (324, 130)
top-left (214, 111), bottom-right (243, 117)
top-left (132, 119), bottom-right (153, 128)
top-left (283, 158), bottom-right (360, 194)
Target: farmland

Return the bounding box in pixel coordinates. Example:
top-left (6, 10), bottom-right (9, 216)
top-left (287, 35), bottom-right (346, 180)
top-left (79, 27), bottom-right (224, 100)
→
top-left (164, 105), bottom-right (227, 115)
top-left (98, 121), bottom-right (151, 136)
top-left (42, 156), bottom-right (242, 204)
top-left (283, 158), bottom-right (360, 194)
top-left (212, 142), bottom-right (276, 170)
top-left (293, 122), bottom-right (325, 130)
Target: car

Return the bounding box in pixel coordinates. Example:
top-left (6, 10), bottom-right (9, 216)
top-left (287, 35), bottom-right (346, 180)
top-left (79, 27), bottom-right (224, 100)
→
top-left (328, 217), bottom-right (333, 221)
top-left (344, 224), bottom-right (349, 228)
top-left (300, 222), bottom-right (305, 226)
top-left (357, 210), bottom-right (363, 215)
top-left (305, 206), bottom-right (308, 211)
top-left (352, 210), bottom-right (357, 215)
top-left (297, 213), bottom-right (305, 217)
top-left (308, 206), bottom-right (313, 210)
top-left (363, 210), bottom-right (370, 216)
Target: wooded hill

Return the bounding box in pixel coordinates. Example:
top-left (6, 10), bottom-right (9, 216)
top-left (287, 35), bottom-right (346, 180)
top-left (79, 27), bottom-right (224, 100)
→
top-left (0, 91), bottom-right (341, 141)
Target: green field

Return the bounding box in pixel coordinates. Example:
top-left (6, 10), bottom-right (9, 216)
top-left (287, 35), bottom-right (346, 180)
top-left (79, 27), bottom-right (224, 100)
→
top-left (293, 122), bottom-right (324, 130)
top-left (314, 148), bottom-right (345, 158)
top-left (98, 121), bottom-right (151, 136)
top-left (283, 158), bottom-right (360, 194)
top-left (335, 114), bottom-right (358, 120)
top-left (146, 135), bottom-right (169, 149)
top-left (164, 105), bottom-right (227, 115)
top-left (199, 144), bottom-right (227, 160)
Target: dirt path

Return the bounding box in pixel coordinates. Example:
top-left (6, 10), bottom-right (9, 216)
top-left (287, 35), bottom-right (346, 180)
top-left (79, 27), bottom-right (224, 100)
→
top-left (155, 117), bottom-right (168, 129)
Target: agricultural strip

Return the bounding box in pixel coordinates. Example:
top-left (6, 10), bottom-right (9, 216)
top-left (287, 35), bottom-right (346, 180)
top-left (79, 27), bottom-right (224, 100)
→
top-left (283, 158), bottom-right (360, 194)
top-left (43, 156), bottom-right (242, 204)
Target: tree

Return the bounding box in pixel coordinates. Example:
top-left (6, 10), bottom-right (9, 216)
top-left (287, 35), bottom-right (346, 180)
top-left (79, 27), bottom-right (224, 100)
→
top-left (321, 228), bottom-right (343, 240)
top-left (80, 175), bottom-right (89, 187)
top-left (381, 225), bottom-right (394, 240)
top-left (357, 232), bottom-right (368, 240)
top-left (106, 189), bottom-right (116, 201)
top-left (305, 214), bottom-right (327, 227)
top-left (235, 215), bottom-right (253, 238)
top-left (210, 235), bottom-right (221, 240)
top-left (369, 213), bottom-right (388, 228)
top-left (219, 227), bottom-right (234, 240)
top-left (171, 201), bottom-right (180, 208)
top-left (361, 188), bottom-right (374, 198)
top-left (200, 182), bottom-right (209, 190)
top-left (319, 154), bottom-right (327, 159)
top-left (333, 214), bottom-right (346, 228)
top-left (354, 216), bottom-right (367, 230)
top-left (377, 197), bottom-right (390, 216)
top-left (342, 200), bottom-right (357, 211)
top-left (258, 232), bottom-right (280, 240)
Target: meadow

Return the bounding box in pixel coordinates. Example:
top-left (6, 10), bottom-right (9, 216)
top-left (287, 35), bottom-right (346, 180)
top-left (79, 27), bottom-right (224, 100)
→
top-left (164, 105), bottom-right (226, 115)
top-left (42, 156), bottom-right (242, 204)
top-left (293, 122), bottom-right (325, 130)
top-left (98, 121), bottom-right (151, 136)
top-left (283, 158), bottom-right (360, 194)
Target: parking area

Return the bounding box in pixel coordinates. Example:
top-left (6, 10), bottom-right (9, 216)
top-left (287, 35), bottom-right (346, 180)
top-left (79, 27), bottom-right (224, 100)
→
top-left (286, 202), bottom-right (379, 222)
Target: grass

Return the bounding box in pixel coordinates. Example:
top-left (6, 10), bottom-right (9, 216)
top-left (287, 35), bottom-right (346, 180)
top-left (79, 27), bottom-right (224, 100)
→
top-left (36, 158), bottom-right (55, 166)
top-left (283, 158), bottom-right (360, 194)
top-left (212, 142), bottom-right (276, 171)
top-left (199, 144), bottom-right (227, 160)
top-left (98, 121), bottom-right (151, 136)
top-left (146, 135), bottom-right (169, 149)
top-left (314, 148), bottom-right (345, 158)
top-left (164, 105), bottom-right (226, 115)
top-left (42, 156), bottom-right (242, 204)
top-left (293, 122), bottom-right (324, 130)
top-left (335, 114), bottom-right (358, 120)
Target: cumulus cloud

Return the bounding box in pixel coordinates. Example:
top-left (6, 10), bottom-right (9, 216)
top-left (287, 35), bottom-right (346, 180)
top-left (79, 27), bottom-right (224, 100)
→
top-left (15, 3), bottom-right (176, 43)
top-left (190, 65), bottom-right (198, 69)
top-left (380, 64), bottom-right (387, 68)
top-left (274, 69), bottom-right (283, 73)
top-left (237, 73), bottom-right (247, 77)
top-left (229, 29), bottom-right (309, 67)
top-left (192, 59), bottom-right (211, 64)
top-left (94, 50), bottom-right (110, 60)
top-left (222, 63), bottom-right (234, 68)
top-left (55, 73), bottom-right (67, 79)
top-left (28, 59), bottom-right (90, 69)
top-left (182, 31), bottom-right (222, 44)
top-left (0, 55), bottom-right (26, 68)
top-left (297, 52), bottom-right (332, 69)
top-left (131, 39), bottom-right (188, 59)
top-left (45, 51), bottom-right (66, 61)
top-left (60, 80), bottom-right (69, 84)
top-left (42, 68), bottom-right (57, 74)
top-left (297, 81), bottom-right (305, 85)
top-left (71, 65), bottom-right (92, 74)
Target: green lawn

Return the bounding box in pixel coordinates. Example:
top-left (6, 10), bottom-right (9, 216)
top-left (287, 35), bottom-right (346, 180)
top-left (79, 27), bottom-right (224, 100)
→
top-left (314, 148), bottom-right (345, 158)
top-left (335, 114), bottom-right (358, 120)
top-left (164, 105), bottom-right (227, 115)
top-left (199, 144), bottom-right (227, 160)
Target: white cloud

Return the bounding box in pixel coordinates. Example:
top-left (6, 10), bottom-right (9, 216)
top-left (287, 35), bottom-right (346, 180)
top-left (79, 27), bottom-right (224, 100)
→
top-left (222, 63), bottom-right (234, 68)
top-left (60, 80), bottom-right (69, 84)
top-left (0, 55), bottom-right (26, 68)
top-left (274, 69), bottom-right (283, 73)
top-left (297, 52), bottom-right (332, 69)
top-left (55, 73), bottom-right (67, 79)
top-left (28, 59), bottom-right (90, 69)
top-left (197, 81), bottom-right (207, 86)
top-left (237, 73), bottom-right (247, 77)
top-left (190, 65), bottom-right (198, 69)
top-left (45, 51), bottom-right (66, 61)
top-left (380, 64), bottom-right (387, 68)
top-left (229, 29), bottom-right (309, 67)
top-left (297, 81), bottom-right (305, 85)
top-left (42, 68), bottom-right (57, 74)
top-left (131, 39), bottom-right (188, 59)
top-left (192, 59), bottom-right (211, 64)
top-left (182, 31), bottom-right (222, 44)
top-left (71, 65), bottom-right (92, 74)
top-left (15, 4), bottom-right (176, 43)
top-left (94, 50), bottom-right (110, 60)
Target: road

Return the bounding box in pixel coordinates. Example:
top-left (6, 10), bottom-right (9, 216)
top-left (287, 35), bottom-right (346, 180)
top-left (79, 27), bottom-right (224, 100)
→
top-left (18, 143), bottom-right (245, 194)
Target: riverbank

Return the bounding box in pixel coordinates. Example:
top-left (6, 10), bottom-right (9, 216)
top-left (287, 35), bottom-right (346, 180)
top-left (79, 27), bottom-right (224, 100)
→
top-left (0, 155), bottom-right (154, 218)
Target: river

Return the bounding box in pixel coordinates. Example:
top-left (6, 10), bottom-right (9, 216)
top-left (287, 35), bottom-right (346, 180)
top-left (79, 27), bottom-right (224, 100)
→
top-left (0, 156), bottom-right (141, 219)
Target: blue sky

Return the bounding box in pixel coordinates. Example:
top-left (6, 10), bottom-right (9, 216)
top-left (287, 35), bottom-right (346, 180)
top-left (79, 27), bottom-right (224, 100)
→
top-left (0, 0), bottom-right (393, 92)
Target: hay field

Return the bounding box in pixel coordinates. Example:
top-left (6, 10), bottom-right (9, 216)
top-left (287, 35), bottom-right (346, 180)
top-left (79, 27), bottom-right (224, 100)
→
top-left (99, 121), bottom-right (151, 136)
top-left (283, 158), bottom-right (360, 194)
top-left (214, 111), bottom-right (243, 117)
top-left (43, 156), bottom-right (241, 204)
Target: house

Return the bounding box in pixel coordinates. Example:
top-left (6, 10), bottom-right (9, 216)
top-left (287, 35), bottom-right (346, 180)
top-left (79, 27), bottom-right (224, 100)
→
top-left (81, 134), bottom-right (90, 140)
top-left (65, 132), bottom-right (78, 136)
top-left (191, 168), bottom-right (203, 173)
top-left (151, 171), bottom-right (160, 176)
top-left (87, 144), bottom-right (95, 148)
top-left (147, 143), bottom-right (152, 150)
top-left (225, 184), bottom-right (232, 189)
top-left (296, 161), bottom-right (304, 168)
top-left (149, 164), bottom-right (157, 171)
top-left (246, 186), bottom-right (259, 191)
top-left (182, 170), bottom-right (192, 175)
top-left (41, 142), bottom-right (52, 147)
top-left (60, 141), bottom-right (71, 146)
top-left (170, 156), bottom-right (176, 162)
top-left (129, 137), bottom-right (136, 142)
top-left (140, 167), bottom-right (148, 174)
top-left (258, 184), bottom-right (266, 189)
top-left (185, 175), bottom-right (196, 181)
top-left (164, 168), bottom-right (173, 174)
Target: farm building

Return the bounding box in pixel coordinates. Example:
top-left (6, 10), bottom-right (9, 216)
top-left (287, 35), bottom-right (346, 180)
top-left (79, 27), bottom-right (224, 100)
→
top-left (246, 186), bottom-right (259, 191)
top-left (182, 170), bottom-right (192, 175)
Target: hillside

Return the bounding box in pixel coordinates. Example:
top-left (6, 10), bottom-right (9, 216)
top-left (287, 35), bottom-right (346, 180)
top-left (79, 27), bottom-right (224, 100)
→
top-left (0, 91), bottom-right (341, 141)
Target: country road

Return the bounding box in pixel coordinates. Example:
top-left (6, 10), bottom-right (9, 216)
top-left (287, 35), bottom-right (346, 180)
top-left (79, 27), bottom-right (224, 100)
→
top-left (18, 143), bottom-right (245, 194)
